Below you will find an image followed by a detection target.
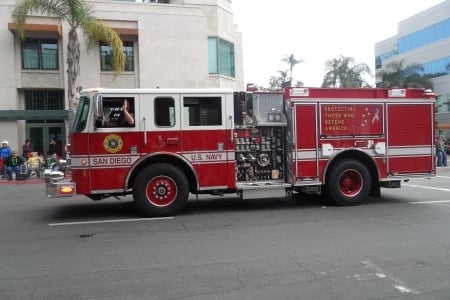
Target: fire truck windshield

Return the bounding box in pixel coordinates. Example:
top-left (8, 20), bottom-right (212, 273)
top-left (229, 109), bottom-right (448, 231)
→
top-left (71, 96), bottom-right (90, 132)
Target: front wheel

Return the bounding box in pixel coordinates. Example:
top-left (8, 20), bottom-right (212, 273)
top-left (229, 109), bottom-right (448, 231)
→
top-left (133, 163), bottom-right (189, 217)
top-left (326, 159), bottom-right (371, 206)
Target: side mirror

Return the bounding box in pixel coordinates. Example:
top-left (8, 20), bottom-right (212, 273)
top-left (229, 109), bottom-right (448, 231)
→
top-left (94, 94), bottom-right (103, 128)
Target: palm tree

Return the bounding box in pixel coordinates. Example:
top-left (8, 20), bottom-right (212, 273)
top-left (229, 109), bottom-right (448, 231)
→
top-left (376, 60), bottom-right (432, 88)
top-left (270, 70), bottom-right (290, 90)
top-left (294, 80), bottom-right (304, 87)
top-left (322, 55), bottom-right (372, 88)
top-left (12, 0), bottom-right (126, 126)
top-left (281, 54), bottom-right (304, 87)
top-left (140, 0), bottom-right (170, 2)
top-left (269, 76), bottom-right (280, 90)
top-left (269, 70), bottom-right (289, 90)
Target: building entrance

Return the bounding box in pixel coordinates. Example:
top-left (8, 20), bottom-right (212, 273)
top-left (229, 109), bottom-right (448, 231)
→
top-left (26, 122), bottom-right (65, 157)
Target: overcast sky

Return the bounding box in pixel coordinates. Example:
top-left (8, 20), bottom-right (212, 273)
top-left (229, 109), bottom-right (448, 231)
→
top-left (232, 0), bottom-right (445, 87)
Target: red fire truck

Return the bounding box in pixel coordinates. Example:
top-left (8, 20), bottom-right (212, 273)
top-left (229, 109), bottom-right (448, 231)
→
top-left (46, 87), bottom-right (436, 217)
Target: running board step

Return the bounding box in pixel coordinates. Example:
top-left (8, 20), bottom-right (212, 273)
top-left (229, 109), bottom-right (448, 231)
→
top-left (237, 182), bottom-right (291, 200)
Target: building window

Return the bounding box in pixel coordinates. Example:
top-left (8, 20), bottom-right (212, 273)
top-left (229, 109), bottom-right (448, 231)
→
top-left (100, 41), bottom-right (134, 71)
top-left (398, 18), bottom-right (450, 54)
top-left (25, 90), bottom-right (64, 110)
top-left (22, 39), bottom-right (58, 70)
top-left (208, 37), bottom-right (235, 78)
top-left (422, 57), bottom-right (450, 74)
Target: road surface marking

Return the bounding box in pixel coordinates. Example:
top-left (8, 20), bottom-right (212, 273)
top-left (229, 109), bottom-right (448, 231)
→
top-left (361, 260), bottom-right (419, 295)
top-left (410, 200), bottom-right (450, 204)
top-left (403, 184), bottom-right (450, 192)
top-left (49, 217), bottom-right (174, 226)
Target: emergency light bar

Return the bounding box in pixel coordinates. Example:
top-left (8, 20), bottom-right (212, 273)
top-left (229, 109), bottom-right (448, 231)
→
top-left (290, 88), bottom-right (309, 97)
top-left (388, 89), bottom-right (406, 97)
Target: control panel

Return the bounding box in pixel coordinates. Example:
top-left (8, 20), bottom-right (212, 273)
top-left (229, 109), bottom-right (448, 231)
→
top-left (235, 127), bottom-right (284, 182)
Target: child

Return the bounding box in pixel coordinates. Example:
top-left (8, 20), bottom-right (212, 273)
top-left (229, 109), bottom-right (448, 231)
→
top-left (47, 153), bottom-right (59, 171)
top-left (27, 152), bottom-right (43, 177)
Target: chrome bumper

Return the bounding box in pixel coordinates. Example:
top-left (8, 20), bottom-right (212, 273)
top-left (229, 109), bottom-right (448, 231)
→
top-left (44, 169), bottom-right (76, 197)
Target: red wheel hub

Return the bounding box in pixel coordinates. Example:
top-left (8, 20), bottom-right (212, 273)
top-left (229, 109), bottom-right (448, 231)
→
top-left (146, 176), bottom-right (177, 207)
top-left (339, 169), bottom-right (362, 197)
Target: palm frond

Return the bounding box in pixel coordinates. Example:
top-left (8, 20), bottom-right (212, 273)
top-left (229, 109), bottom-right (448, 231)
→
top-left (11, 0), bottom-right (69, 39)
top-left (82, 19), bottom-right (126, 74)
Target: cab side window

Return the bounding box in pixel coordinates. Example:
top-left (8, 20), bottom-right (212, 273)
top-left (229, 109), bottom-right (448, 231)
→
top-left (102, 97), bottom-right (135, 127)
top-left (155, 97), bottom-right (175, 127)
top-left (183, 97), bottom-right (222, 126)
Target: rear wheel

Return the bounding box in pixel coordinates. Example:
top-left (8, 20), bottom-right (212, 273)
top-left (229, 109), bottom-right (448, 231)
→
top-left (133, 163), bottom-right (189, 217)
top-left (326, 159), bottom-right (371, 206)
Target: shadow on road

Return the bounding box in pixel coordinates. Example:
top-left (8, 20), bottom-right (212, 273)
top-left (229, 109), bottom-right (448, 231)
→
top-left (45, 191), bottom-right (410, 222)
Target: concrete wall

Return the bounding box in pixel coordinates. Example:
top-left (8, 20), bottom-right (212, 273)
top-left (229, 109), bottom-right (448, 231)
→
top-left (0, 0), bottom-right (243, 151)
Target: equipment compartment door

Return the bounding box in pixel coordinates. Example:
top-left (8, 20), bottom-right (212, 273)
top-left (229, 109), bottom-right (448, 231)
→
top-left (294, 103), bottom-right (319, 179)
top-left (180, 93), bottom-right (234, 189)
top-left (386, 103), bottom-right (434, 174)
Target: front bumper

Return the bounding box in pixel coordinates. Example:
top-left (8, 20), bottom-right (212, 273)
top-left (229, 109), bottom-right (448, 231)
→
top-left (45, 170), bottom-right (76, 197)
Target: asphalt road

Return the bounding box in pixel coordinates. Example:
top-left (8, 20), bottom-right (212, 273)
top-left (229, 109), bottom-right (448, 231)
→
top-left (1, 169), bottom-right (450, 299)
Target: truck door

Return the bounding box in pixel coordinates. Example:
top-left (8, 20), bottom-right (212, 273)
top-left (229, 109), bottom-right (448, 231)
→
top-left (180, 93), bottom-right (235, 189)
top-left (142, 94), bottom-right (182, 156)
top-left (87, 94), bottom-right (141, 192)
top-left (293, 103), bottom-right (319, 180)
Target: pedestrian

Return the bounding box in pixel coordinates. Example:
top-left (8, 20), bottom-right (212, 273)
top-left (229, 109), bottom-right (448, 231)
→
top-left (46, 153), bottom-right (59, 171)
top-left (1, 140), bottom-right (12, 176)
top-left (4, 150), bottom-right (26, 181)
top-left (22, 139), bottom-right (32, 161)
top-left (436, 138), bottom-right (442, 167)
top-left (0, 140), bottom-right (11, 160)
top-left (27, 152), bottom-right (43, 177)
top-left (436, 135), bottom-right (447, 167)
top-left (47, 138), bottom-right (62, 158)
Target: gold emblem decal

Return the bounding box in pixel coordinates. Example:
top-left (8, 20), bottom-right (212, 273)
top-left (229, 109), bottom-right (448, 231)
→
top-left (103, 134), bottom-right (123, 153)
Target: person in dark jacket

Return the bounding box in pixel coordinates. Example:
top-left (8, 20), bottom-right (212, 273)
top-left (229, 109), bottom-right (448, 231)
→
top-left (22, 139), bottom-right (32, 161)
top-left (47, 138), bottom-right (62, 158)
top-left (4, 150), bottom-right (25, 180)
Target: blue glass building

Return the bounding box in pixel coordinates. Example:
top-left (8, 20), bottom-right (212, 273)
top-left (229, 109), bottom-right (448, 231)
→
top-left (375, 0), bottom-right (450, 130)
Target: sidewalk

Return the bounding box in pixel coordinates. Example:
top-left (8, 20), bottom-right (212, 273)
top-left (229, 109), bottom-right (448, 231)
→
top-left (437, 166), bottom-right (450, 177)
top-left (0, 177), bottom-right (44, 185)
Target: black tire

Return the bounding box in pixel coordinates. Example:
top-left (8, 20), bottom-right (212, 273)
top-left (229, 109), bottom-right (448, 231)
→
top-left (133, 163), bottom-right (189, 217)
top-left (326, 159), bottom-right (371, 206)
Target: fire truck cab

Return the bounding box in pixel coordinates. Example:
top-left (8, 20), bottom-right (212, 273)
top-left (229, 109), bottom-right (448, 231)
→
top-left (46, 87), bottom-right (436, 217)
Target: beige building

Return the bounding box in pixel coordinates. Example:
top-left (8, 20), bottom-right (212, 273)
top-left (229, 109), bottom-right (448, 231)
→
top-left (0, 0), bottom-right (243, 155)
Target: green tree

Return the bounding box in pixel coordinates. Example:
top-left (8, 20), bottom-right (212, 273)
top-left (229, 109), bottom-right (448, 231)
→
top-left (139, 0), bottom-right (170, 3)
top-left (269, 70), bottom-right (289, 90)
top-left (322, 55), bottom-right (372, 88)
top-left (376, 60), bottom-right (432, 88)
top-left (294, 80), bottom-right (304, 87)
top-left (269, 76), bottom-right (280, 90)
top-left (281, 54), bottom-right (304, 87)
top-left (12, 0), bottom-right (126, 126)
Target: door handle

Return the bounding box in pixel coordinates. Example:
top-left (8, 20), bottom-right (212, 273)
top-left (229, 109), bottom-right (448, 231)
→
top-left (166, 138), bottom-right (179, 145)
